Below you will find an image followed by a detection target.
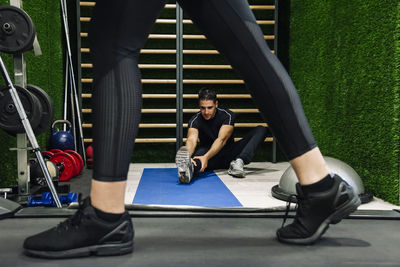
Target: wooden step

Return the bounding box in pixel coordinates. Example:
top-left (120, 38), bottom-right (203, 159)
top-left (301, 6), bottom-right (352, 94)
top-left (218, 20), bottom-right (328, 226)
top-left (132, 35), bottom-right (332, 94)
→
top-left (83, 122), bottom-right (267, 128)
top-left (80, 48), bottom-right (274, 55)
top-left (79, 2), bottom-right (275, 10)
top-left (80, 32), bottom-right (275, 40)
top-left (81, 78), bottom-right (245, 84)
top-left (80, 17), bottom-right (275, 25)
top-left (81, 63), bottom-right (233, 69)
top-left (83, 137), bottom-right (273, 143)
top-left (81, 93), bottom-right (252, 99)
top-left (82, 108), bottom-right (259, 114)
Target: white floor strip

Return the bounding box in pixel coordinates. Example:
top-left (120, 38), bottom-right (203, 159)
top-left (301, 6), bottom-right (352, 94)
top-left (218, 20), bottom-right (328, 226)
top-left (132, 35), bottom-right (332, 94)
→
top-left (215, 162), bottom-right (289, 208)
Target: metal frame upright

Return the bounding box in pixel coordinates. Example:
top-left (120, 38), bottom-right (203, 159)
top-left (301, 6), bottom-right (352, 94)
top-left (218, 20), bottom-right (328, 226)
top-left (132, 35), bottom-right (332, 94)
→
top-left (10, 0), bottom-right (31, 201)
top-left (272, 0), bottom-right (279, 163)
top-left (175, 4), bottom-right (184, 150)
top-left (75, 0), bottom-right (82, 125)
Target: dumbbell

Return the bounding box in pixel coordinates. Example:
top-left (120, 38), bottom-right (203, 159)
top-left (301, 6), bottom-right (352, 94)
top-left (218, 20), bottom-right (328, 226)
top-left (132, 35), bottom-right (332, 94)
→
top-left (28, 192), bottom-right (78, 207)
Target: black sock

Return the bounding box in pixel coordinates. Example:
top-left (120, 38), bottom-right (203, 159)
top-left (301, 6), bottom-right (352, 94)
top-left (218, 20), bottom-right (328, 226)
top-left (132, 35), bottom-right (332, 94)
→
top-left (193, 158), bottom-right (202, 176)
top-left (301, 174), bottom-right (334, 195)
top-left (93, 206), bottom-right (124, 222)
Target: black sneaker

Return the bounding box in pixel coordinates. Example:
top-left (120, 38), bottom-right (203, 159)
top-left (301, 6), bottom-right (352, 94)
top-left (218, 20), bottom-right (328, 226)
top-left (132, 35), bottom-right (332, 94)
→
top-left (276, 174), bottom-right (361, 245)
top-left (175, 146), bottom-right (194, 184)
top-left (23, 197), bottom-right (134, 258)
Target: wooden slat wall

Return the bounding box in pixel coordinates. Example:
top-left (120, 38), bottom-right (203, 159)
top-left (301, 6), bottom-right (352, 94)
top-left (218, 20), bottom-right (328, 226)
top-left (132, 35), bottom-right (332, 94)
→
top-left (78, 1), bottom-right (276, 155)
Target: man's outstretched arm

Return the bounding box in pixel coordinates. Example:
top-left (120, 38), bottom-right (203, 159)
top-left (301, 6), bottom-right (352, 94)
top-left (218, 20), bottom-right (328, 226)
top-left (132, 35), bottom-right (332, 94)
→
top-left (186, 128), bottom-right (199, 156)
top-left (194, 125), bottom-right (233, 172)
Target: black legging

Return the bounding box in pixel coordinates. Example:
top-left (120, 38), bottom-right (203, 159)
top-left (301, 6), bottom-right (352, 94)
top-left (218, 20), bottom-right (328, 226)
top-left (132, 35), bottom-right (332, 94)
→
top-left (89, 0), bottom-right (316, 181)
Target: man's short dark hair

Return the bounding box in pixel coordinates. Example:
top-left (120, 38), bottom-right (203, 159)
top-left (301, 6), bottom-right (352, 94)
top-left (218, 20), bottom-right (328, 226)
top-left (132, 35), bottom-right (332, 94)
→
top-left (198, 87), bottom-right (217, 103)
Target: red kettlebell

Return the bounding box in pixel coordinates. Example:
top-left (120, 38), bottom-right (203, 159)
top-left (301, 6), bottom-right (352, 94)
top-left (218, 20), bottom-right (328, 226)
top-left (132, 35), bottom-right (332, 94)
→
top-left (86, 145), bottom-right (93, 158)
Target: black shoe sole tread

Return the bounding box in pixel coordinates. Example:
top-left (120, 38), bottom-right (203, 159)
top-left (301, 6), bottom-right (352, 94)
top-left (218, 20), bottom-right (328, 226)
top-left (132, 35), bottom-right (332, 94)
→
top-left (24, 241), bottom-right (134, 259)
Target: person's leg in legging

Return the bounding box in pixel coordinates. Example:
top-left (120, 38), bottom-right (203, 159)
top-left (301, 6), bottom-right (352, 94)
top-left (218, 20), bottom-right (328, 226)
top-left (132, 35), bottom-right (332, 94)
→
top-left (177, 0), bottom-right (326, 184)
top-left (177, 0), bottom-right (360, 244)
top-left (23, 0), bottom-right (168, 258)
top-left (89, 0), bottom-right (167, 214)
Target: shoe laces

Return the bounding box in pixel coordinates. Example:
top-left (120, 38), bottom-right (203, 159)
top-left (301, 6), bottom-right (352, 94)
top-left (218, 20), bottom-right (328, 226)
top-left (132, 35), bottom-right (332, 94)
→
top-left (57, 194), bottom-right (85, 231)
top-left (281, 191), bottom-right (316, 230)
top-left (281, 194), bottom-right (298, 228)
top-left (232, 159), bottom-right (244, 169)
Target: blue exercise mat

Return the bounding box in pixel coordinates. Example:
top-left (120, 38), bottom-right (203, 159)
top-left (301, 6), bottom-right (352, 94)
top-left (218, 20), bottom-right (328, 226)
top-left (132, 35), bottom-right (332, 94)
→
top-left (133, 168), bottom-right (242, 207)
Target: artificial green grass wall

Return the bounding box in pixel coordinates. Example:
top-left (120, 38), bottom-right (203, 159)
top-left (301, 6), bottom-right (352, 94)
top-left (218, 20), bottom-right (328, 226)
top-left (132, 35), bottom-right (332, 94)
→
top-left (288, 0), bottom-right (400, 204)
top-left (0, 0), bottom-right (63, 187)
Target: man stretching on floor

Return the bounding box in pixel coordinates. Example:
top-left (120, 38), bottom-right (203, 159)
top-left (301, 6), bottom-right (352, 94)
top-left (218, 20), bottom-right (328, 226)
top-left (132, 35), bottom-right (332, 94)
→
top-left (175, 88), bottom-right (267, 183)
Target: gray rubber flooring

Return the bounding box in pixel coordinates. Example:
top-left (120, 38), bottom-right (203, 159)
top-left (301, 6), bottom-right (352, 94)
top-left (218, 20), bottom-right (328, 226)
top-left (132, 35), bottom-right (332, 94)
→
top-left (0, 216), bottom-right (399, 267)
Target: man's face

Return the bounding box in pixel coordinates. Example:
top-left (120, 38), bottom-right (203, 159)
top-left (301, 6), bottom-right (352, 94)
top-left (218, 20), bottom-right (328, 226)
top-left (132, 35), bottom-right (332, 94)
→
top-left (199, 99), bottom-right (218, 120)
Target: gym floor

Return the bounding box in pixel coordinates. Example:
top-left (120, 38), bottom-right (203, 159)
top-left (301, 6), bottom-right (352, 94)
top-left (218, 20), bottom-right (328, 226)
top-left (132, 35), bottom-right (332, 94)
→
top-left (71, 162), bottom-right (400, 210)
top-left (1, 162), bottom-right (399, 266)
top-left (1, 216), bottom-right (400, 266)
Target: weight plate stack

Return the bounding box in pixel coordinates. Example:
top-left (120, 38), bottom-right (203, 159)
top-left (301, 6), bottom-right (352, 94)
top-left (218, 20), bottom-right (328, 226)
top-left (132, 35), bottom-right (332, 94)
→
top-left (65, 150), bottom-right (84, 175)
top-left (0, 85), bottom-right (42, 135)
top-left (26, 84), bottom-right (54, 136)
top-left (0, 6), bottom-right (36, 54)
top-left (41, 151), bottom-right (54, 160)
top-left (49, 152), bottom-right (77, 181)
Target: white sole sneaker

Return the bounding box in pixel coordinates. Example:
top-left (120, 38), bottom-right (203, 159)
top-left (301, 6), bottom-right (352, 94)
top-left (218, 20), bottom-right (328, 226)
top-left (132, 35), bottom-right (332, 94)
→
top-left (228, 160), bottom-right (245, 178)
top-left (175, 146), bottom-right (193, 184)
top-left (228, 169), bottom-right (246, 178)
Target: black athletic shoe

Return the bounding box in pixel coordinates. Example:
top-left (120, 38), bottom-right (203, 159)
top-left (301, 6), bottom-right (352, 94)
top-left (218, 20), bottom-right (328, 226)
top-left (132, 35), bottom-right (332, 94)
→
top-left (23, 197), bottom-right (134, 258)
top-left (175, 146), bottom-right (194, 184)
top-left (276, 174), bottom-right (361, 245)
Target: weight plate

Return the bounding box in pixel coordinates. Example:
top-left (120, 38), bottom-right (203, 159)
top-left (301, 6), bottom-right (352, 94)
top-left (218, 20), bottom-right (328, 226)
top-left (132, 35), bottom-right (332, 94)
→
top-left (41, 151), bottom-right (54, 160)
top-left (0, 6), bottom-right (36, 54)
top-left (65, 150), bottom-right (84, 175)
top-left (29, 158), bottom-right (59, 186)
top-left (28, 158), bottom-right (40, 181)
top-left (0, 85), bottom-right (42, 134)
top-left (67, 152), bottom-right (79, 177)
top-left (49, 149), bottom-right (63, 153)
top-left (50, 152), bottom-right (77, 181)
top-left (26, 84), bottom-right (53, 136)
top-left (46, 160), bottom-right (59, 179)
